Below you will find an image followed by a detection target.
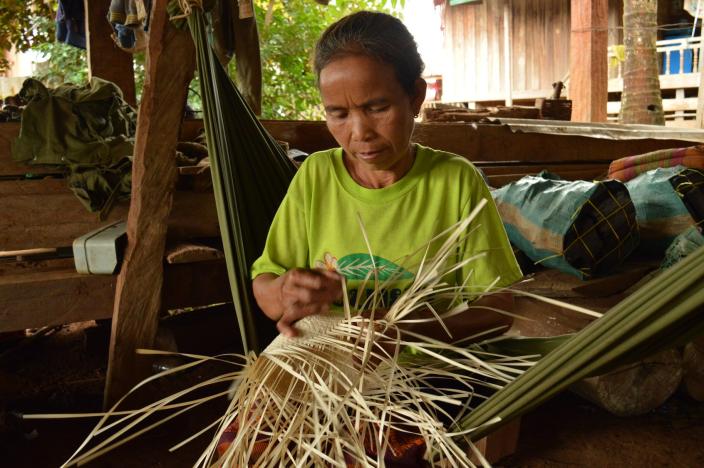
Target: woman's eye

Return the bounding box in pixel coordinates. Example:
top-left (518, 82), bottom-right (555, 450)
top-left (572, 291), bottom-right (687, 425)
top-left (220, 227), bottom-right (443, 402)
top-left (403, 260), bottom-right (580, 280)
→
top-left (369, 106), bottom-right (388, 113)
top-left (328, 110), bottom-right (347, 119)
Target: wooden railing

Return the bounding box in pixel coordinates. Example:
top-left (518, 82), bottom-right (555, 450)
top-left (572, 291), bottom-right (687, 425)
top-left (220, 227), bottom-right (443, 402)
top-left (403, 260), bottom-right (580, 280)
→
top-left (607, 37), bottom-right (701, 127)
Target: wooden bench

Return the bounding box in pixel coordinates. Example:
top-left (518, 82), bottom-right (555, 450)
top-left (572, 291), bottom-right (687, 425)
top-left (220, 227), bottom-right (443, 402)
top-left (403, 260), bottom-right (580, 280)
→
top-left (0, 121), bottom-right (225, 335)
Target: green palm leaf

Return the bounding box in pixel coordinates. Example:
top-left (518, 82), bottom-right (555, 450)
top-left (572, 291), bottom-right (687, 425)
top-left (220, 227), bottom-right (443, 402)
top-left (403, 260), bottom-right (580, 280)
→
top-left (186, 8), bottom-right (296, 353)
top-left (462, 244), bottom-right (704, 440)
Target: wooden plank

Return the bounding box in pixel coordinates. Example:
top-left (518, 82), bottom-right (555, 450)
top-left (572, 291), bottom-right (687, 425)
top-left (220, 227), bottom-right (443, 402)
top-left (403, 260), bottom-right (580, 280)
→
top-left (258, 120), bottom-right (337, 155)
top-left (0, 268), bottom-right (115, 333)
top-left (463, 3), bottom-right (474, 102)
top-left (488, 0), bottom-right (501, 98)
top-left (698, 29), bottom-right (704, 127)
top-left (609, 97), bottom-right (699, 115)
top-left (188, 120), bottom-right (704, 166)
top-left (0, 259), bottom-right (231, 333)
top-left (479, 1), bottom-right (490, 96)
top-left (514, 0), bottom-right (526, 91)
top-left (526, 0), bottom-right (537, 92)
top-left (0, 179), bottom-right (218, 251)
top-left (438, 0), bottom-right (570, 103)
top-left (609, 73), bottom-right (699, 93)
top-left (555, 0), bottom-right (571, 83)
top-left (104, 0), bottom-right (196, 406)
top-left (84, 0), bottom-right (137, 107)
top-left (0, 257), bottom-right (75, 277)
top-left (570, 0), bottom-right (608, 122)
top-left (503, 0), bottom-right (513, 106)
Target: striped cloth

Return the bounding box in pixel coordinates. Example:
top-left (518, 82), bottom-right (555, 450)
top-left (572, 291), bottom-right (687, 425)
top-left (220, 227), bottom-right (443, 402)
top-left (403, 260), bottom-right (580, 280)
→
top-left (607, 145), bottom-right (704, 182)
top-left (216, 417), bottom-right (428, 467)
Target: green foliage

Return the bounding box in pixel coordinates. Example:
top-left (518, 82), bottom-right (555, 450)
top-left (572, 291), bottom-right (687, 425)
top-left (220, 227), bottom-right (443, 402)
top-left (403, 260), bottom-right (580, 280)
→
top-left (248, 0), bottom-right (403, 120)
top-left (0, 0), bottom-right (54, 72)
top-left (31, 15), bottom-right (88, 86)
top-left (6, 0), bottom-right (402, 118)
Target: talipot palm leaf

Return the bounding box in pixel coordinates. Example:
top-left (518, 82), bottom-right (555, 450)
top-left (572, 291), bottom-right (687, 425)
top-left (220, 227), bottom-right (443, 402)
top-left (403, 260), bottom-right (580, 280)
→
top-left (187, 4), bottom-right (296, 353)
top-left (461, 244), bottom-right (704, 440)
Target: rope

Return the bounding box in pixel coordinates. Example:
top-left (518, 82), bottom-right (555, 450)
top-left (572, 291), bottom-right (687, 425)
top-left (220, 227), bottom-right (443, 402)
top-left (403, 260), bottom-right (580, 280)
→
top-left (171, 0), bottom-right (203, 20)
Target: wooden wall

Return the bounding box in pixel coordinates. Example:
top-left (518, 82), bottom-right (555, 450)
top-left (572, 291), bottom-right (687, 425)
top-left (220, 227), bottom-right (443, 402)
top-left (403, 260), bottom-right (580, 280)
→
top-left (440, 0), bottom-right (623, 104)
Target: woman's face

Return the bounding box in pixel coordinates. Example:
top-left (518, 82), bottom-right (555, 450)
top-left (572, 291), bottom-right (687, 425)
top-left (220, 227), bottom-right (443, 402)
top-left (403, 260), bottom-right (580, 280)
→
top-left (319, 55), bottom-right (426, 174)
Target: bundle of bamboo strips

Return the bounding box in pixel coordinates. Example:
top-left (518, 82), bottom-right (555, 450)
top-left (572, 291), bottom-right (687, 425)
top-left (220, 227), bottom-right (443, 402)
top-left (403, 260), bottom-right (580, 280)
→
top-left (40, 204), bottom-right (541, 467)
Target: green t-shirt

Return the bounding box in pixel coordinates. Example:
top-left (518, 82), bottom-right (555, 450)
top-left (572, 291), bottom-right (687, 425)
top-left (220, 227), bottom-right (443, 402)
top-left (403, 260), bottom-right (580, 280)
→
top-left (251, 144), bottom-right (522, 310)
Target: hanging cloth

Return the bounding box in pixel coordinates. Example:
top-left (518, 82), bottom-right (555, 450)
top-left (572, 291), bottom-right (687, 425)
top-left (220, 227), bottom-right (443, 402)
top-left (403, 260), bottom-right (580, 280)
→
top-left (108, 0), bottom-right (153, 53)
top-left (56, 0), bottom-right (87, 49)
top-left (210, 0), bottom-right (262, 114)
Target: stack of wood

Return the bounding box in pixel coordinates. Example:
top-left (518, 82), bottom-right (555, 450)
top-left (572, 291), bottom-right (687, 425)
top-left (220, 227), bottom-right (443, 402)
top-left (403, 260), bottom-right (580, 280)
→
top-left (422, 104), bottom-right (540, 123)
top-left (534, 81), bottom-right (572, 121)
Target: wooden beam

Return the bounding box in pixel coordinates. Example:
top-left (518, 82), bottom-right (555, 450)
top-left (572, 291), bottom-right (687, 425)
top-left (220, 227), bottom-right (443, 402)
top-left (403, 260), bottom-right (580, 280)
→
top-left (569, 0), bottom-right (608, 122)
top-left (0, 179), bottom-right (219, 251)
top-left (0, 259), bottom-right (231, 333)
top-left (84, 0), bottom-right (137, 107)
top-left (0, 265), bottom-right (115, 333)
top-left (503, 0), bottom-right (513, 107)
top-left (104, 0), bottom-right (195, 406)
top-left (697, 29), bottom-right (704, 127)
top-left (256, 120), bottom-right (699, 164)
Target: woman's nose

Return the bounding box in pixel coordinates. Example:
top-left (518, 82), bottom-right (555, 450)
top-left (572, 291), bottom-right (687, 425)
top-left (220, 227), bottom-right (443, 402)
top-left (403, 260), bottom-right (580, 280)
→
top-left (349, 113), bottom-right (374, 141)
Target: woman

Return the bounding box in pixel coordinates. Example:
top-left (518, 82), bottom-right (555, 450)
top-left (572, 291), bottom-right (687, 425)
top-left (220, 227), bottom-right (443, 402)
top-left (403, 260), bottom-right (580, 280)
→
top-left (251, 11), bottom-right (522, 341)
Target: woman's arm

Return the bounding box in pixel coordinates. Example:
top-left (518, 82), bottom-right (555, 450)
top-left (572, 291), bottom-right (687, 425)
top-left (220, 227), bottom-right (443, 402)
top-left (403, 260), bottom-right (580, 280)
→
top-left (253, 269), bottom-right (343, 338)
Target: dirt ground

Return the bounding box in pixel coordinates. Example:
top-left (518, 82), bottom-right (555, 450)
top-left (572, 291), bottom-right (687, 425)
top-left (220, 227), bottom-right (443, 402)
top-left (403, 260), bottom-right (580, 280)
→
top-left (1, 315), bottom-right (703, 467)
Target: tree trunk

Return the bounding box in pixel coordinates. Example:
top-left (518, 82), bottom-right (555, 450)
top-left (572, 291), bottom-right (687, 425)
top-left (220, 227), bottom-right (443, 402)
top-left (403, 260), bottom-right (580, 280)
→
top-left (620, 0), bottom-right (665, 125)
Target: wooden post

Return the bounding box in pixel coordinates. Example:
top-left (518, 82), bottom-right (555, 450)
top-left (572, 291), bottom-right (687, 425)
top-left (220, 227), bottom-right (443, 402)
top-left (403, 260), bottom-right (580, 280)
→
top-left (697, 29), bottom-right (704, 127)
top-left (84, 0), bottom-right (137, 107)
top-left (104, 0), bottom-right (195, 407)
top-left (569, 0), bottom-right (608, 122)
top-left (503, 0), bottom-right (513, 107)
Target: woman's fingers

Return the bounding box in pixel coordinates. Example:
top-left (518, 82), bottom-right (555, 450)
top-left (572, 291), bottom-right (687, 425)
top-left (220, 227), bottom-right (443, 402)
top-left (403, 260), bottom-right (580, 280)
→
top-left (282, 269), bottom-right (342, 305)
top-left (276, 268), bottom-right (342, 337)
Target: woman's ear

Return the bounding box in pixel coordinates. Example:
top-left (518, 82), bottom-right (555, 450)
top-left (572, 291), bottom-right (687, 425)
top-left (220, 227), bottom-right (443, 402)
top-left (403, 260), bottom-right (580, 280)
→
top-left (411, 78), bottom-right (427, 115)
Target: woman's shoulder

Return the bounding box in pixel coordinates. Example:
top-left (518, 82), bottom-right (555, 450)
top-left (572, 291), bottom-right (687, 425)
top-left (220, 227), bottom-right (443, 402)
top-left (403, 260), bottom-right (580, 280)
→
top-left (416, 144), bottom-right (482, 179)
top-left (297, 148), bottom-right (339, 173)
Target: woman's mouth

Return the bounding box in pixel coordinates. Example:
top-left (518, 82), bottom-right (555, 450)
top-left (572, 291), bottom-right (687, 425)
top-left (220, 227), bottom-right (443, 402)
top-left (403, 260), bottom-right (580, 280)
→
top-left (357, 149), bottom-right (384, 159)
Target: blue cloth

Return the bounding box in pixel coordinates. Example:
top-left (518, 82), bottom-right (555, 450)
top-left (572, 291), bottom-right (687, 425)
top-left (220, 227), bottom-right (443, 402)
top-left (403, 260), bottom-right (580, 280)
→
top-left (113, 24), bottom-right (136, 49)
top-left (56, 0), bottom-right (86, 49)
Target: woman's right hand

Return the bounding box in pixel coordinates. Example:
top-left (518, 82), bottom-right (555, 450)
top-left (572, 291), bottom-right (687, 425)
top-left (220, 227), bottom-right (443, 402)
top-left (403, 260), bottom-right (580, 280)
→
top-left (253, 269), bottom-right (343, 338)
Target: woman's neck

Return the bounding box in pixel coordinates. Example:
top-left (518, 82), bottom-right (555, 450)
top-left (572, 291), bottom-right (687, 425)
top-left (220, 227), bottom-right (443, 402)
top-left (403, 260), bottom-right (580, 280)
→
top-left (343, 145), bottom-right (416, 189)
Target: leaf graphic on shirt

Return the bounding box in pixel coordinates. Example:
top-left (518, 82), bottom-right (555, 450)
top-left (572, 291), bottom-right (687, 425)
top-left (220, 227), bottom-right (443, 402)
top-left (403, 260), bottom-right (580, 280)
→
top-left (336, 254), bottom-right (414, 281)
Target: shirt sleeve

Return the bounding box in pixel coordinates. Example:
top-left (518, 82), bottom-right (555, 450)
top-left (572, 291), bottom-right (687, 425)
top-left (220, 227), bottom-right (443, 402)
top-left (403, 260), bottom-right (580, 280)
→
top-left (459, 170), bottom-right (523, 295)
top-left (250, 167), bottom-right (310, 279)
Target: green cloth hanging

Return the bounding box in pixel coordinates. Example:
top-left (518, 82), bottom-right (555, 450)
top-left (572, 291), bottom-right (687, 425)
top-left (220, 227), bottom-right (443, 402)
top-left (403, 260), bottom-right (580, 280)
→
top-left (186, 6), bottom-right (296, 353)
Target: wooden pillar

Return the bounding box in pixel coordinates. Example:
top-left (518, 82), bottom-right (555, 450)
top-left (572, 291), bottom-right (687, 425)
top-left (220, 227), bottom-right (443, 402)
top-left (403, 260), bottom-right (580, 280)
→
top-left (104, 0), bottom-right (195, 407)
top-left (84, 0), bottom-right (137, 107)
top-left (569, 0), bottom-right (608, 122)
top-left (503, 0), bottom-right (513, 107)
top-left (697, 29), bottom-right (704, 127)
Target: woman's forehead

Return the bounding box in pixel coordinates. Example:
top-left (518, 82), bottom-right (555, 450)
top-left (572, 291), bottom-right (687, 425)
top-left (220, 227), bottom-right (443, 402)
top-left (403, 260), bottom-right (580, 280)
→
top-left (319, 55), bottom-right (402, 97)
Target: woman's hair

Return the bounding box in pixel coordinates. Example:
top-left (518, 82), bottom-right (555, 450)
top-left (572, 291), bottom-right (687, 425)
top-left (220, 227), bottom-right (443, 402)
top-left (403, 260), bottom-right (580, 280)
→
top-left (314, 11), bottom-right (425, 96)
